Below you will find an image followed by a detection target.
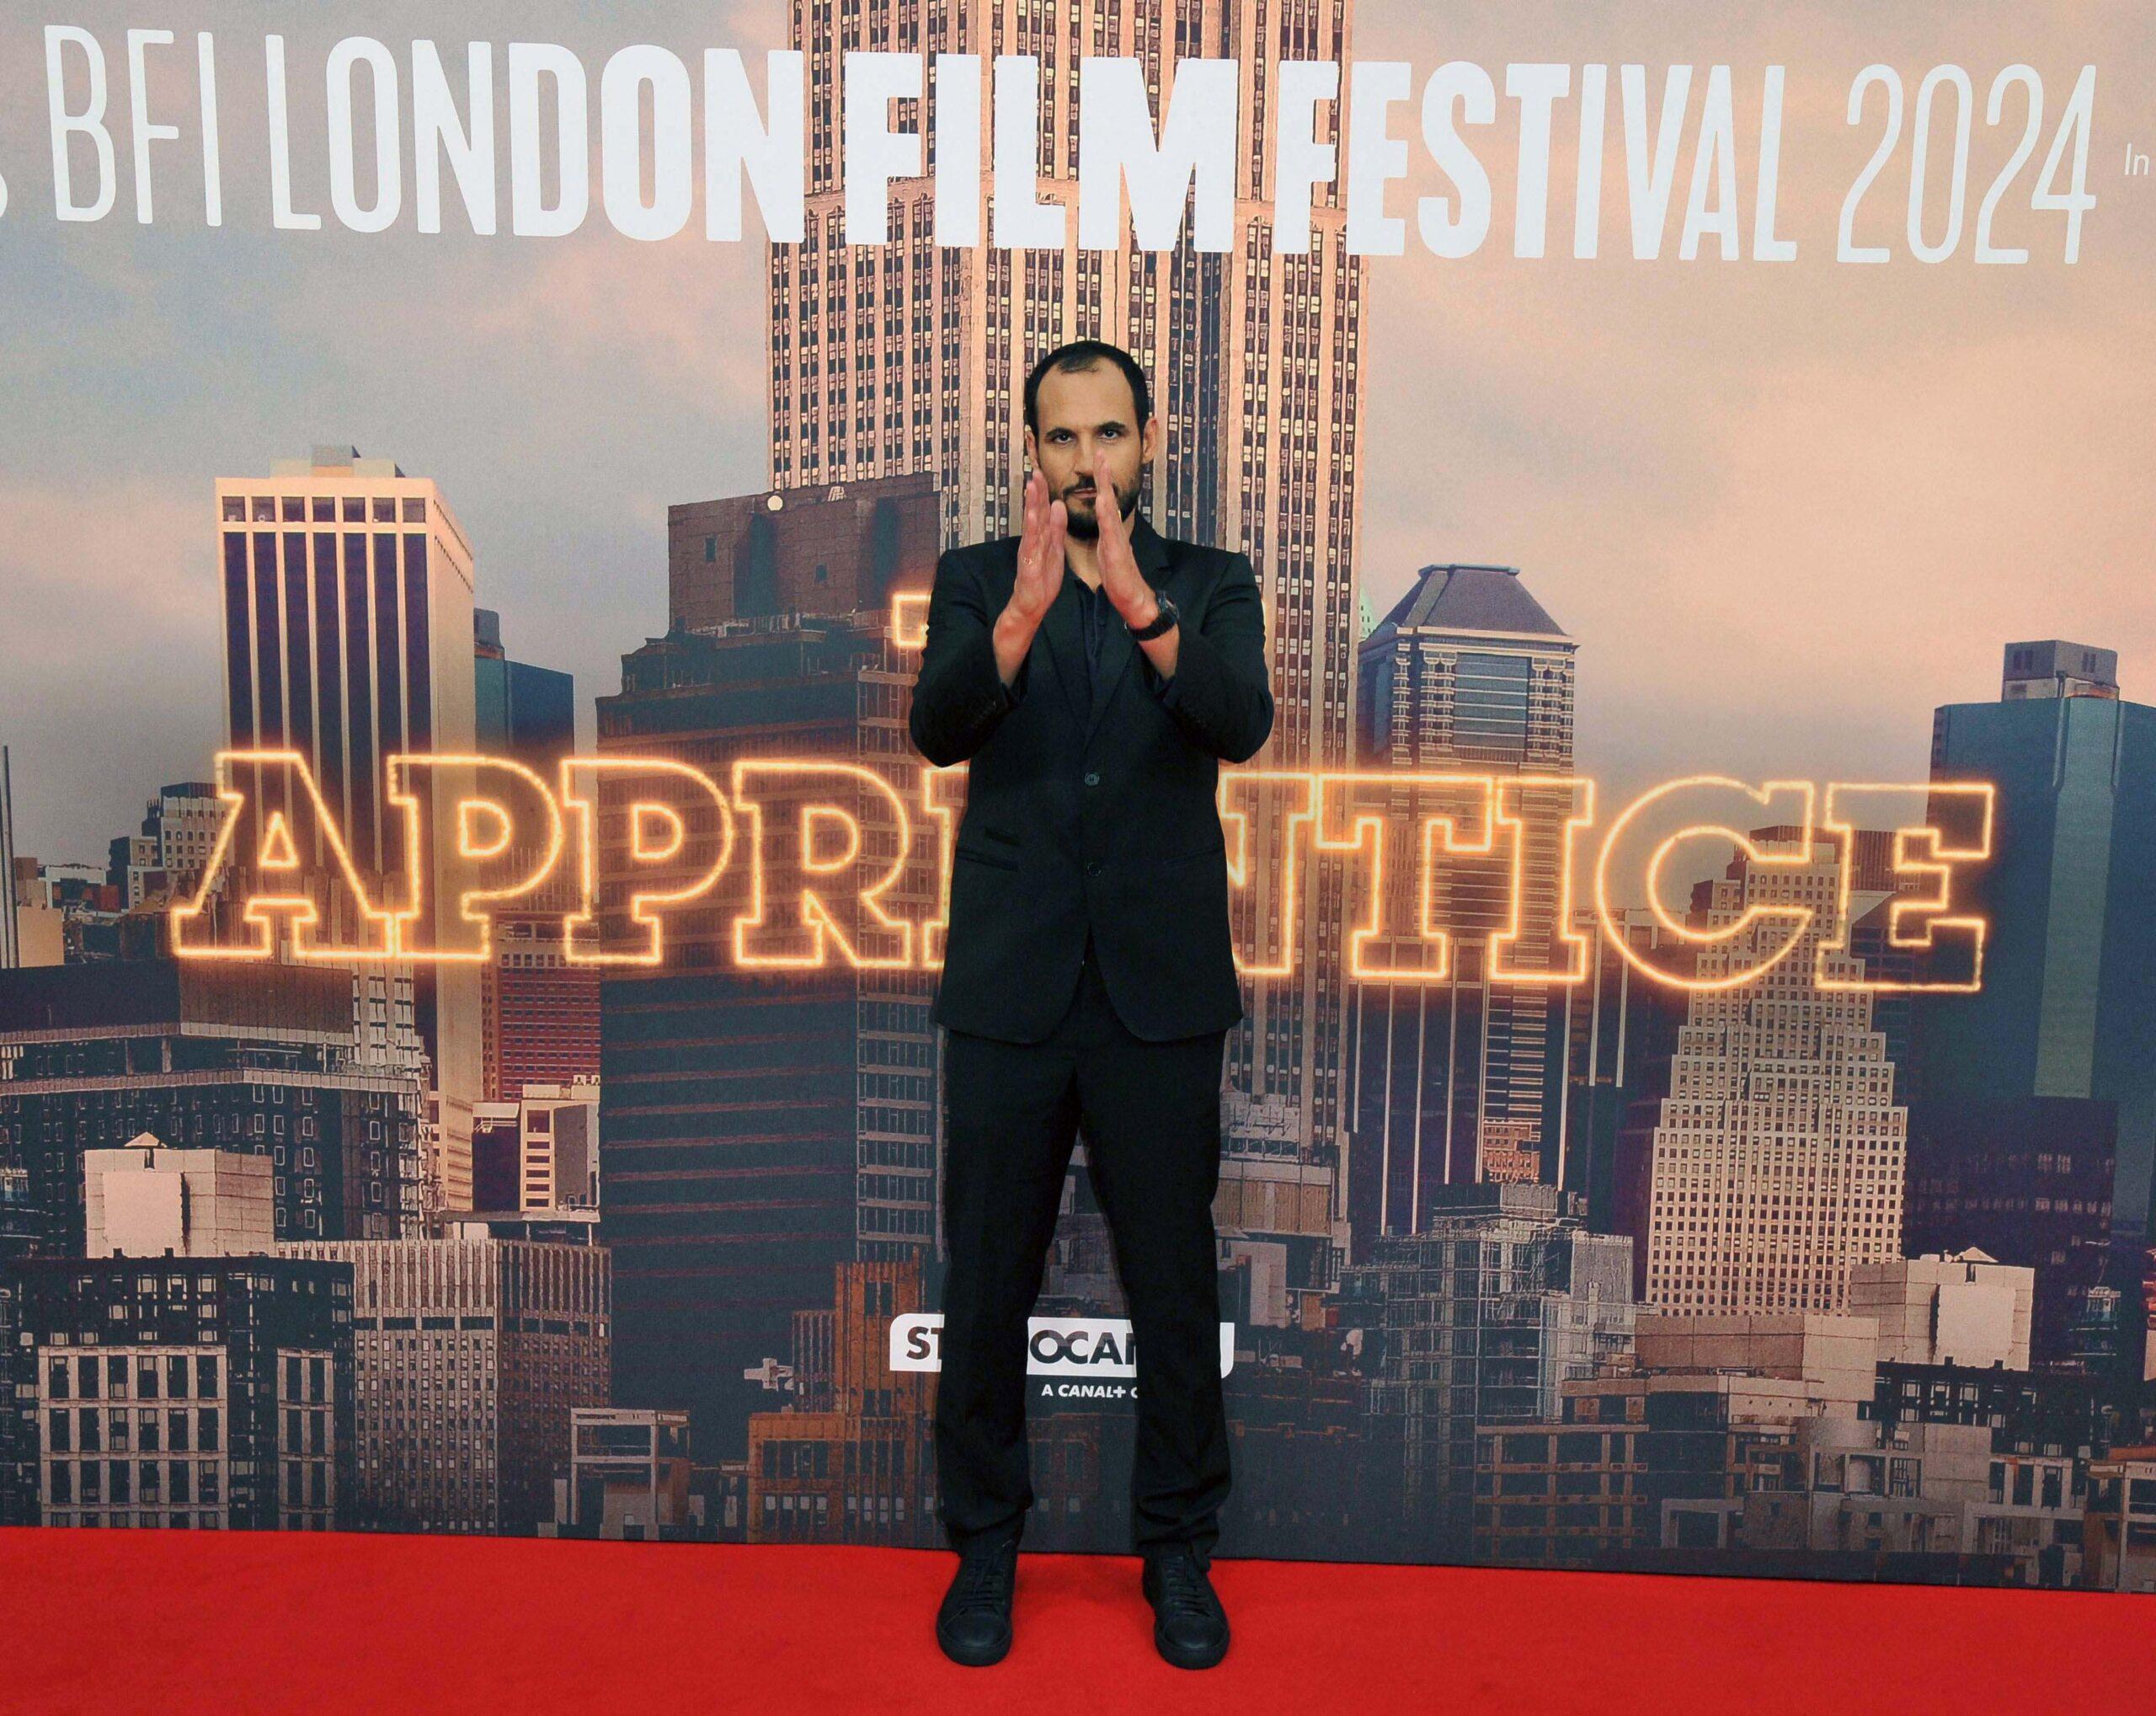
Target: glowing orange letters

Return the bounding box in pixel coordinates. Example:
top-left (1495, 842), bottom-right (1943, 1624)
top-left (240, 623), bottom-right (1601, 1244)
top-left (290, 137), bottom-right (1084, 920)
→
top-left (171, 751), bottom-right (1994, 994)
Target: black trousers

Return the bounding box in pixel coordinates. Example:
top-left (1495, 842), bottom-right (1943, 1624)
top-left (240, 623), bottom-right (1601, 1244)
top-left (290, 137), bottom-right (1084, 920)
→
top-left (934, 947), bottom-right (1232, 1559)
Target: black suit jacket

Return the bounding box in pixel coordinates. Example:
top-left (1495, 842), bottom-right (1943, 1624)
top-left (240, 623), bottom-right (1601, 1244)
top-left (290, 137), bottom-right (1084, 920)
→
top-left (909, 514), bottom-right (1274, 1044)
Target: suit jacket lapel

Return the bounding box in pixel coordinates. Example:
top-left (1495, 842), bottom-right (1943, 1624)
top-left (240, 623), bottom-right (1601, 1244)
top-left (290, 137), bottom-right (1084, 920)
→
top-left (1085, 513), bottom-right (1172, 747)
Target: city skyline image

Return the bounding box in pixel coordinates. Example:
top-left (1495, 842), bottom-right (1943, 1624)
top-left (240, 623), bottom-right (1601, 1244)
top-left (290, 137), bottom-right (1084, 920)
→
top-left (4, 0), bottom-right (2156, 1593)
top-left (3, 0), bottom-right (2149, 855)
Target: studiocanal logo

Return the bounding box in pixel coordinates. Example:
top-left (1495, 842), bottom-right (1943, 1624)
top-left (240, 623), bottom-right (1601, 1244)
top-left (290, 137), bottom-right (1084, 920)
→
top-left (889, 1313), bottom-right (1236, 1400)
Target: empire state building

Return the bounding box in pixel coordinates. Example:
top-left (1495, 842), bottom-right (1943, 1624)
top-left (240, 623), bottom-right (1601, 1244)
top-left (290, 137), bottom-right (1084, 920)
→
top-left (767, 0), bottom-right (1369, 1309)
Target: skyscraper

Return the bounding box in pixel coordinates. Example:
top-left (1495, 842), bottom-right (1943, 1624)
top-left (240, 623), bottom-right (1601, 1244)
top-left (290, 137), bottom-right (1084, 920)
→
top-left (767, 4), bottom-right (1370, 1318)
top-left (1348, 564), bottom-right (1578, 1250)
top-left (469, 610), bottom-right (594, 1104)
top-left (481, 906), bottom-right (601, 1104)
top-left (473, 608), bottom-right (575, 778)
top-left (597, 478), bottom-right (943, 1458)
top-left (1909, 641), bottom-right (2156, 1367)
top-left (1632, 832), bottom-right (1907, 1316)
top-left (770, 5), bottom-right (1366, 767)
top-left (215, 445), bottom-right (485, 1210)
top-left (216, 446), bottom-right (478, 874)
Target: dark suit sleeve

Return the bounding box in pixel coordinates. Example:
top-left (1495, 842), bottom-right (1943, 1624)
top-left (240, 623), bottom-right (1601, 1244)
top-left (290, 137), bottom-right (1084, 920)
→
top-left (1150, 551), bottom-right (1275, 764)
top-left (909, 548), bottom-right (1027, 767)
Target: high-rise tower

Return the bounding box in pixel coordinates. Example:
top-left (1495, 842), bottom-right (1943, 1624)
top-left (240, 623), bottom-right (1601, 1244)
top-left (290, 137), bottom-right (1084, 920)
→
top-left (214, 446), bottom-right (483, 1210)
top-left (1348, 564), bottom-right (1577, 1249)
top-left (1635, 833), bottom-right (1907, 1316)
top-left (768, 1), bottom-right (1370, 1316)
top-left (1909, 642), bottom-right (2156, 1366)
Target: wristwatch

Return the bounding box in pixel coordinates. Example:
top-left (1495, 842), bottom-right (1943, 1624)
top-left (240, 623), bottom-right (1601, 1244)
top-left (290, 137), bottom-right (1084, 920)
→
top-left (1127, 590), bottom-right (1179, 641)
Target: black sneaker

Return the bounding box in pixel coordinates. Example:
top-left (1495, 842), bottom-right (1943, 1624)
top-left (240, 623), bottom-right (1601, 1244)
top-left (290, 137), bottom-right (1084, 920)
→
top-left (1140, 1545), bottom-right (1230, 1670)
top-left (936, 1532), bottom-right (1020, 1667)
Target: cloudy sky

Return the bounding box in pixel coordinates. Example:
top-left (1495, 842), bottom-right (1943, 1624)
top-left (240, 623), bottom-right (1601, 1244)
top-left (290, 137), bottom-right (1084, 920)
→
top-left (2, 0), bottom-right (2151, 863)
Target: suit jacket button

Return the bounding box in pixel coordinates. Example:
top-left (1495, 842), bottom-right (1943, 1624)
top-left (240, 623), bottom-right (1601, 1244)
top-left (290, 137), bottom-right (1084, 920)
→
top-left (1084, 772), bottom-right (1100, 788)
top-left (1086, 861), bottom-right (1102, 878)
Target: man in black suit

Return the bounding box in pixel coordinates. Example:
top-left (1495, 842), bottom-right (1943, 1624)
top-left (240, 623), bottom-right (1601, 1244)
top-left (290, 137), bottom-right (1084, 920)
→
top-left (910, 339), bottom-right (1273, 1671)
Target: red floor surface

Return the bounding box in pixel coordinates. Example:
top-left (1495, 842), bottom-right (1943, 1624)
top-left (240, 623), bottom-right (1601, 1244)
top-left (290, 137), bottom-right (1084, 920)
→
top-left (3, 1527), bottom-right (2152, 1713)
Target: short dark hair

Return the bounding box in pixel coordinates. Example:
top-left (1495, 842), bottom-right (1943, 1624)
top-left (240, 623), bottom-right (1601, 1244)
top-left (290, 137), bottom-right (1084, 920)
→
top-left (1022, 339), bottom-right (1152, 435)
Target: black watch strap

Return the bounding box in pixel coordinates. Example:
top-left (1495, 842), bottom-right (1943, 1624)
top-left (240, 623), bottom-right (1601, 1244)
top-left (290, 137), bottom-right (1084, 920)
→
top-left (1128, 591), bottom-right (1179, 641)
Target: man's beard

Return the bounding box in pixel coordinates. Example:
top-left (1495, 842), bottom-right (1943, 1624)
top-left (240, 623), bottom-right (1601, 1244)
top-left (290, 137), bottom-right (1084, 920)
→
top-left (1060, 471), bottom-right (1140, 540)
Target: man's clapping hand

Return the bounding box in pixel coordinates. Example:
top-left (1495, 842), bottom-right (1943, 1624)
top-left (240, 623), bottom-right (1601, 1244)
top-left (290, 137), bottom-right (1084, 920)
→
top-left (1088, 449), bottom-right (1156, 632)
top-left (993, 469), bottom-right (1066, 686)
top-left (1087, 450), bottom-right (1178, 676)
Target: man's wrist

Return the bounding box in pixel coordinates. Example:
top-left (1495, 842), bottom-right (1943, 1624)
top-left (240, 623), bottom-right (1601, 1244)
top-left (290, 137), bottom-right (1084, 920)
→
top-left (991, 608), bottom-right (1036, 683)
top-left (1127, 590), bottom-right (1178, 642)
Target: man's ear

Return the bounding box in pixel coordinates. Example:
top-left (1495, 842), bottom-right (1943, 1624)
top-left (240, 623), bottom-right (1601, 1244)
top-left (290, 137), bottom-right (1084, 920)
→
top-left (1140, 414), bottom-right (1160, 465)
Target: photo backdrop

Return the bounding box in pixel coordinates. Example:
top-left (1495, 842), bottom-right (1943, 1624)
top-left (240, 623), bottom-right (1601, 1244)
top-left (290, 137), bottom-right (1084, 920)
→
top-left (3, 0), bottom-right (2154, 1590)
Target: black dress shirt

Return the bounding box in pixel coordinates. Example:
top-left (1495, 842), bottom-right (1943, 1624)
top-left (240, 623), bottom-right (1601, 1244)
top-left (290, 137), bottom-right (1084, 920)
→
top-left (999, 573), bottom-right (1113, 725)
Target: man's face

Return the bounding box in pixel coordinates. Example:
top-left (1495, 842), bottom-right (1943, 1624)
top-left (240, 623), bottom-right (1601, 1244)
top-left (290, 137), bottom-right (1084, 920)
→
top-left (1025, 361), bottom-right (1156, 541)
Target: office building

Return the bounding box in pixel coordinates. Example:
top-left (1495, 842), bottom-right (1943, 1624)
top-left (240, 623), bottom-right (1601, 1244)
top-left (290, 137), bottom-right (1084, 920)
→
top-left (481, 909), bottom-right (601, 1103)
top-left (472, 1083), bottom-right (599, 1216)
top-left (1, 1254), bottom-right (354, 1530)
top-left (1350, 564), bottom-right (1577, 1250)
top-left (8, 860), bottom-right (122, 965)
top-left (0, 961), bottom-right (424, 1251)
top-left (216, 444), bottom-right (478, 873)
top-left (282, 1226), bottom-right (611, 1533)
top-left (1868, 1361), bottom-right (2114, 1464)
top-left (599, 478), bottom-right (944, 1462)
top-left (215, 444), bottom-right (486, 1210)
top-left (1730, 1415), bottom-right (2084, 1584)
top-left (8, 855), bottom-right (63, 969)
top-left (1633, 831), bottom-right (1906, 1316)
top-left (669, 477), bottom-right (939, 635)
top-left (1473, 1309), bottom-right (1878, 1567)
top-left (743, 1259), bottom-right (937, 1546)
top-left (85, 1136), bottom-right (276, 1259)
top-left (471, 1101), bottom-right (520, 1211)
top-left (1911, 643), bottom-right (2156, 1368)
top-left (0, 1165), bottom-right (38, 1268)
top-left (1550, 906), bottom-right (1693, 1232)
top-left (470, 611), bottom-right (590, 1104)
top-left (1337, 1183), bottom-right (1632, 1546)
top-left (2084, 1446), bottom-right (2156, 1591)
top-left (107, 782), bottom-right (223, 911)
top-left (1903, 1099), bottom-right (2116, 1369)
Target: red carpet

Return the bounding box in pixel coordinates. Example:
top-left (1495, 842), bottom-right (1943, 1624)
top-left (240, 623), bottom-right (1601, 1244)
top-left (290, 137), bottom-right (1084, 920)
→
top-left (3, 1528), bottom-right (2151, 1713)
